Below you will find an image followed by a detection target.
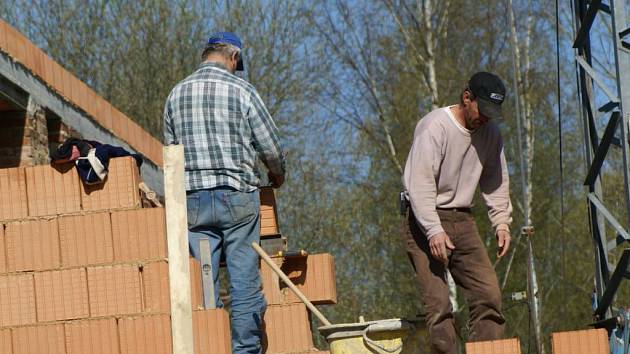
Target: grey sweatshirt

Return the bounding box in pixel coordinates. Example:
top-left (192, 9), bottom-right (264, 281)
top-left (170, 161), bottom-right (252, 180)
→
top-left (403, 106), bottom-right (512, 238)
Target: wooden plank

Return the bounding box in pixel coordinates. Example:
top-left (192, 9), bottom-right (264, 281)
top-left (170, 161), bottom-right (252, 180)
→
top-left (163, 145), bottom-right (194, 354)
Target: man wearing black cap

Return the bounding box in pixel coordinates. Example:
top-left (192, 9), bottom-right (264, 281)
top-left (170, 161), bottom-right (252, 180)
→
top-left (401, 72), bottom-right (513, 353)
top-left (164, 32), bottom-right (285, 354)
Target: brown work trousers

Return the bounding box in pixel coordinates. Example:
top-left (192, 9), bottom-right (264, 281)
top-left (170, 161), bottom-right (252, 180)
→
top-left (402, 209), bottom-right (505, 354)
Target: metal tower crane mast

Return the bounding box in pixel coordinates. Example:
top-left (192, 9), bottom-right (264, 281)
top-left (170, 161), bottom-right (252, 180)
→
top-left (572, 0), bottom-right (630, 351)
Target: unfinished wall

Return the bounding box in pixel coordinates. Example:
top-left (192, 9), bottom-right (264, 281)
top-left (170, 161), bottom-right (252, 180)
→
top-left (0, 157), bottom-right (335, 353)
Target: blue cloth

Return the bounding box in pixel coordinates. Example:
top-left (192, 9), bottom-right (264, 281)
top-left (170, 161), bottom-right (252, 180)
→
top-left (75, 143), bottom-right (142, 184)
top-left (187, 187), bottom-right (265, 354)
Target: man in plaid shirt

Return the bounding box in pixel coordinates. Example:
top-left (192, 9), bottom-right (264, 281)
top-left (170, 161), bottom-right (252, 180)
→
top-left (163, 31), bottom-right (285, 354)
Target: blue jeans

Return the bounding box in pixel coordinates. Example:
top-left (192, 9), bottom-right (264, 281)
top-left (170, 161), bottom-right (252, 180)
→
top-left (187, 187), bottom-right (266, 354)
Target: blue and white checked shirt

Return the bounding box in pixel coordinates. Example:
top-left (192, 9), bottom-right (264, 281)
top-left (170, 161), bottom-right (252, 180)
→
top-left (163, 61), bottom-right (285, 192)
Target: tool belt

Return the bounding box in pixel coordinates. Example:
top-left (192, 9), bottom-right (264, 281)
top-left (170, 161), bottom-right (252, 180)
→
top-left (399, 191), bottom-right (472, 215)
top-left (399, 191), bottom-right (409, 216)
top-left (436, 207), bottom-right (472, 213)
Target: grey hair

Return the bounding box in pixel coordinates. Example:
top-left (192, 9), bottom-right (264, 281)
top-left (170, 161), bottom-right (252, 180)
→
top-left (201, 43), bottom-right (241, 61)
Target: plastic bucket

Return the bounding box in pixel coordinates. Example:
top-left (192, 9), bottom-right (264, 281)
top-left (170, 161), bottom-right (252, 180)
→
top-left (318, 319), bottom-right (413, 354)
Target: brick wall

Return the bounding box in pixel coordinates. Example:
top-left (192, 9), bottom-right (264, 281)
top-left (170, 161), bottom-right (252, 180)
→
top-left (0, 157), bottom-right (335, 353)
top-left (0, 158), bottom-right (235, 354)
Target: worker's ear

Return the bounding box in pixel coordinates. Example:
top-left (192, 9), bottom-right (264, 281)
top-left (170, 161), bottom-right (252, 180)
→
top-left (463, 89), bottom-right (476, 104)
top-left (462, 90), bottom-right (472, 104)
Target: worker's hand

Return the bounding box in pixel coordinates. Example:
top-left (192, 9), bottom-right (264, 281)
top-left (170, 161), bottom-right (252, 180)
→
top-left (496, 230), bottom-right (511, 258)
top-left (428, 232), bottom-right (455, 264)
top-left (268, 172), bottom-right (285, 188)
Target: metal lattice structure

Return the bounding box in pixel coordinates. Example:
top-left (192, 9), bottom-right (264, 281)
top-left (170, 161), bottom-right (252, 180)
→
top-left (572, 0), bottom-right (630, 348)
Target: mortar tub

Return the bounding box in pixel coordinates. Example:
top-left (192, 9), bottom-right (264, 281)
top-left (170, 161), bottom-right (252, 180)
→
top-left (319, 318), bottom-right (413, 354)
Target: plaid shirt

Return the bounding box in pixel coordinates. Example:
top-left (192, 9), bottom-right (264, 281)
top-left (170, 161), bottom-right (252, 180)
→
top-left (163, 61), bottom-right (285, 192)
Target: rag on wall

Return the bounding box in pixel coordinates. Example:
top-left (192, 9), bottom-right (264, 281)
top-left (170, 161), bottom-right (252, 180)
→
top-left (51, 139), bottom-right (143, 184)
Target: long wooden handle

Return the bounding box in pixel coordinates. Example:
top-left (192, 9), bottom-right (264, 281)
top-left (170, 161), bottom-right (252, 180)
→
top-left (252, 242), bottom-right (332, 326)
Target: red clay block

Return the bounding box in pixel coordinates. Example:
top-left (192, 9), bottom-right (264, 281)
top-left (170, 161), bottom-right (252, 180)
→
top-left (0, 167), bottom-right (28, 220)
top-left (27, 46), bottom-right (41, 78)
top-left (0, 273), bottom-right (35, 326)
top-left (65, 318), bottom-right (120, 354)
top-left (0, 226), bottom-right (5, 274)
top-left (193, 309), bottom-right (231, 354)
top-left (12, 323), bottom-right (66, 354)
top-left (126, 121), bottom-right (142, 156)
top-left (0, 20), bottom-right (7, 51)
top-left (87, 264), bottom-right (142, 317)
top-left (118, 314), bottom-right (172, 354)
top-left (25, 163), bottom-right (81, 216)
top-left (59, 212), bottom-right (114, 267)
top-left (142, 261), bottom-right (170, 313)
top-left (0, 328), bottom-right (11, 354)
top-left (35, 268), bottom-right (89, 322)
top-left (52, 62), bottom-right (64, 97)
top-left (551, 329), bottom-right (609, 354)
top-left (284, 254), bottom-right (337, 305)
top-left (50, 59), bottom-right (63, 94)
top-left (85, 89), bottom-right (98, 120)
top-left (81, 156), bottom-right (141, 211)
top-left (34, 49), bottom-right (46, 80)
top-left (465, 338), bottom-right (521, 354)
top-left (60, 67), bottom-right (73, 100)
top-left (261, 226), bottom-right (277, 236)
top-left (95, 95), bottom-right (113, 131)
top-left (150, 139), bottom-right (164, 167)
top-left (260, 187), bottom-right (279, 235)
top-left (20, 37), bottom-right (33, 71)
top-left (261, 254), bottom-right (337, 305)
top-left (260, 256), bottom-right (285, 305)
top-left (261, 215), bottom-right (277, 229)
top-left (14, 34), bottom-right (27, 67)
top-left (76, 81), bottom-right (90, 114)
top-left (69, 76), bottom-right (83, 109)
top-left (263, 303), bottom-right (314, 353)
top-left (190, 257), bottom-right (203, 310)
top-left (42, 53), bottom-right (55, 85)
top-left (4, 24), bottom-right (18, 60)
top-left (137, 130), bottom-right (151, 164)
top-left (111, 108), bottom-right (131, 143)
top-left (5, 219), bottom-right (60, 272)
top-left (111, 208), bottom-right (167, 262)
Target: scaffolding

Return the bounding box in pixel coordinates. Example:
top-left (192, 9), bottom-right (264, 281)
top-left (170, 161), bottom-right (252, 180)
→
top-left (572, 0), bottom-right (630, 350)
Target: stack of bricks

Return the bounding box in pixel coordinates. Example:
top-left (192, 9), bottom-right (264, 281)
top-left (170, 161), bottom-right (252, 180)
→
top-left (0, 156), bottom-right (230, 354)
top-left (258, 187), bottom-right (335, 354)
top-left (466, 328), bottom-right (611, 353)
top-left (551, 328), bottom-right (609, 354)
top-left (465, 338), bottom-right (521, 354)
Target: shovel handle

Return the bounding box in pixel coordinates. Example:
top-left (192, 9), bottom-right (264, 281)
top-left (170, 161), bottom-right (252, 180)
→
top-left (252, 242), bottom-right (332, 326)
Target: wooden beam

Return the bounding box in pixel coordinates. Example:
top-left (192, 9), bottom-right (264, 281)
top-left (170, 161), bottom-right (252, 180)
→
top-left (164, 145), bottom-right (194, 354)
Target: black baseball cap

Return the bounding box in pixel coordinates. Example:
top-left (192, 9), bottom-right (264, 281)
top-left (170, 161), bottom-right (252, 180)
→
top-left (468, 72), bottom-right (506, 119)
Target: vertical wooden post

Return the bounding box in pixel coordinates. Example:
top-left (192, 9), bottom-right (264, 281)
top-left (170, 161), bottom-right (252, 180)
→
top-left (164, 145), bottom-right (194, 354)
